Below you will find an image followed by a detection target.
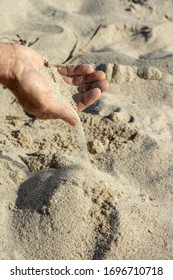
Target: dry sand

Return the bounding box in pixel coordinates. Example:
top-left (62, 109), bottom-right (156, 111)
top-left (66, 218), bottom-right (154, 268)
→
top-left (0, 0), bottom-right (173, 260)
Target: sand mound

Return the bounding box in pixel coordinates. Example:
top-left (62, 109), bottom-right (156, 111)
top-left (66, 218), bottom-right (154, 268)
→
top-left (11, 164), bottom-right (118, 260)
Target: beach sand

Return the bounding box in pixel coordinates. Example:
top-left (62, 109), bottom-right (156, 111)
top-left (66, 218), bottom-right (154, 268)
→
top-left (0, 0), bottom-right (173, 259)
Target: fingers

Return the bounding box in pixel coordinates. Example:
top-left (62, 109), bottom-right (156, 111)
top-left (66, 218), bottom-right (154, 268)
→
top-left (58, 64), bottom-right (94, 76)
top-left (74, 88), bottom-right (102, 112)
top-left (58, 65), bottom-right (109, 114)
top-left (75, 80), bottom-right (109, 112)
top-left (78, 79), bottom-right (109, 93)
top-left (63, 71), bottom-right (105, 86)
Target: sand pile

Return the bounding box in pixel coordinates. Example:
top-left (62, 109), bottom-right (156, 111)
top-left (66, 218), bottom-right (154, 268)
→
top-left (11, 164), bottom-right (118, 260)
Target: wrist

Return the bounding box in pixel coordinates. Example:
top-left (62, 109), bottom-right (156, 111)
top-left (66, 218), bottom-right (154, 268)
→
top-left (0, 42), bottom-right (16, 85)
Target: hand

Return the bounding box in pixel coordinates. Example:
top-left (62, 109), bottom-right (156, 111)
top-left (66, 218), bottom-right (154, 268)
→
top-left (0, 43), bottom-right (109, 125)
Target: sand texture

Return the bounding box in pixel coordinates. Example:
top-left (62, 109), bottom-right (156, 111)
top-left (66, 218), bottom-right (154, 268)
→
top-left (0, 0), bottom-right (173, 260)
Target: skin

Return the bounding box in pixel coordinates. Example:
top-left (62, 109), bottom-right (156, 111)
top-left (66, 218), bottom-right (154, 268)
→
top-left (0, 42), bottom-right (109, 126)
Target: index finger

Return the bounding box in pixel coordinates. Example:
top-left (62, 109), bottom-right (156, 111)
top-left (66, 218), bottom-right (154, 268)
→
top-left (58, 64), bottom-right (94, 76)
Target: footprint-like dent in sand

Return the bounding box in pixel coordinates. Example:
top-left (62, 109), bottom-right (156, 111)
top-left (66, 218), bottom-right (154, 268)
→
top-left (11, 164), bottom-right (119, 260)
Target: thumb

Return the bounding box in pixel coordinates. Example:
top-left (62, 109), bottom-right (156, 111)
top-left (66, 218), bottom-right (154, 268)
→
top-left (37, 99), bottom-right (80, 126)
top-left (52, 103), bottom-right (80, 126)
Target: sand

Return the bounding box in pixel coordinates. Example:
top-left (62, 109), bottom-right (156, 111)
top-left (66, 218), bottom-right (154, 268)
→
top-left (0, 0), bottom-right (173, 260)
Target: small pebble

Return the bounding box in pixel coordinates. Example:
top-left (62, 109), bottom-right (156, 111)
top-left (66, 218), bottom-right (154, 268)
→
top-left (87, 140), bottom-right (105, 154)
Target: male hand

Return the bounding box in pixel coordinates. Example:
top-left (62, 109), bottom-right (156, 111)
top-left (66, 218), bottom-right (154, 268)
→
top-left (0, 43), bottom-right (109, 125)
